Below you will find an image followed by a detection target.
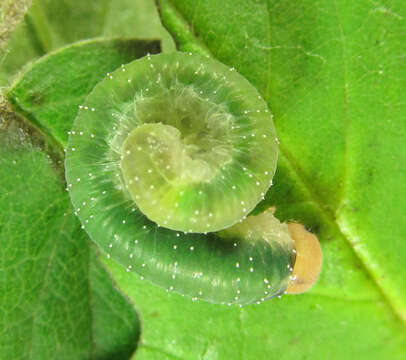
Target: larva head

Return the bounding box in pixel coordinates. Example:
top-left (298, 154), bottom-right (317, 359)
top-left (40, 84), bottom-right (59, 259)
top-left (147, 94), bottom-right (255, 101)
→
top-left (285, 223), bottom-right (322, 294)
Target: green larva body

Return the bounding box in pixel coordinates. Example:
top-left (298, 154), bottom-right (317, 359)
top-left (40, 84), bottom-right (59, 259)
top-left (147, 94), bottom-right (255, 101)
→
top-left (65, 52), bottom-right (295, 305)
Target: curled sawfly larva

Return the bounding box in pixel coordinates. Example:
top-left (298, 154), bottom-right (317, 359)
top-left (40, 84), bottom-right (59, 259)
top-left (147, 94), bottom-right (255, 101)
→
top-left (65, 52), bottom-right (322, 305)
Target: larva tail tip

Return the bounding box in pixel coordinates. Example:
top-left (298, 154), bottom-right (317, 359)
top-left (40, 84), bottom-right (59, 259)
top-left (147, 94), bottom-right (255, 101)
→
top-left (286, 222), bottom-right (322, 294)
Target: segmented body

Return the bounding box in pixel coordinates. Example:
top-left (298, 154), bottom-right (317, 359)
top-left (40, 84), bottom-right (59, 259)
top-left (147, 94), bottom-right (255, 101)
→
top-left (65, 52), bottom-right (295, 305)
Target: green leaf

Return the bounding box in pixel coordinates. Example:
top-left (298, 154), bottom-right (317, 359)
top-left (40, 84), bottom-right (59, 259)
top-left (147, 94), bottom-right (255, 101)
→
top-left (158, 0), bottom-right (406, 319)
top-left (0, 121), bottom-right (139, 359)
top-left (7, 38), bottom-right (160, 148)
top-left (0, 0), bottom-right (174, 86)
top-left (106, 258), bottom-right (406, 360)
top-left (86, 0), bottom-right (406, 358)
top-left (5, 1), bottom-right (406, 359)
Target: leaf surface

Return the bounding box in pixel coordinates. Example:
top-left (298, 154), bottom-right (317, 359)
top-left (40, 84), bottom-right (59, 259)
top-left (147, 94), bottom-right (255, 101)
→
top-left (95, 0), bottom-right (406, 358)
top-left (5, 1), bottom-right (406, 358)
top-left (8, 38), bottom-right (160, 147)
top-left (0, 122), bottom-right (139, 360)
top-left (0, 0), bottom-right (174, 86)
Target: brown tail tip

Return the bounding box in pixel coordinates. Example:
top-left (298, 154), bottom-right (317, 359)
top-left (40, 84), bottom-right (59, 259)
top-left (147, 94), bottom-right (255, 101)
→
top-left (285, 222), bottom-right (323, 294)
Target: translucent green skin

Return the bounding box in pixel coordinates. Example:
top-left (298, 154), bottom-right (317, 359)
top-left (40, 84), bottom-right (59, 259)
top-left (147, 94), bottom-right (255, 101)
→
top-left (65, 52), bottom-right (295, 305)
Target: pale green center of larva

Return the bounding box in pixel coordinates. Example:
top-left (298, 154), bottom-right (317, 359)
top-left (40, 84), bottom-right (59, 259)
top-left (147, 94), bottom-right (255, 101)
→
top-left (120, 85), bottom-right (235, 232)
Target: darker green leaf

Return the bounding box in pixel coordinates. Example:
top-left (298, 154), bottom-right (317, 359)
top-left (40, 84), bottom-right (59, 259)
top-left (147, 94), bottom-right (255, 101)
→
top-left (7, 38), bottom-right (160, 147)
top-left (0, 122), bottom-right (139, 360)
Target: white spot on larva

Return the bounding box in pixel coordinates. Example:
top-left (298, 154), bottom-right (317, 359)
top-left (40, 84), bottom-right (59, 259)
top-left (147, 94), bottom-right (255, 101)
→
top-left (91, 108), bottom-right (95, 112)
top-left (232, 185), bottom-right (236, 190)
top-left (90, 134), bottom-right (95, 138)
top-left (76, 178), bottom-right (81, 182)
top-left (236, 278), bottom-right (241, 282)
top-left (71, 148), bottom-right (76, 152)
top-left (250, 267), bottom-right (254, 272)
top-left (236, 262), bottom-right (240, 268)
top-left (233, 242), bottom-right (237, 247)
top-left (190, 246), bottom-right (194, 251)
top-left (108, 243), bottom-right (113, 248)
top-left (249, 257), bottom-right (253, 261)
top-left (122, 220), bottom-right (126, 224)
top-left (142, 263), bottom-right (146, 268)
top-left (173, 245), bottom-right (177, 250)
